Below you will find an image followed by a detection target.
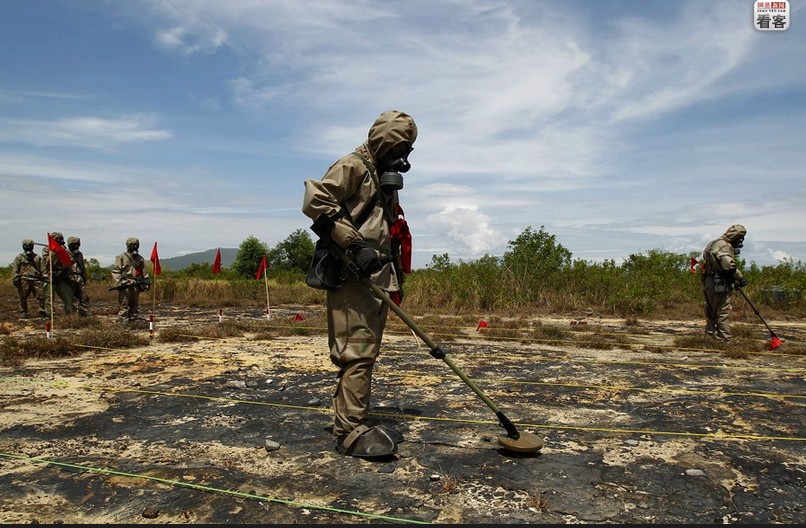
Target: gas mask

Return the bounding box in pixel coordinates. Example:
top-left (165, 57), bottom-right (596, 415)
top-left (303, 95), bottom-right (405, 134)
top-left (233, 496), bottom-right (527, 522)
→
top-left (732, 238), bottom-right (744, 255)
top-left (68, 243), bottom-right (80, 252)
top-left (127, 242), bottom-right (139, 254)
top-left (23, 243), bottom-right (34, 257)
top-left (378, 144), bottom-right (413, 192)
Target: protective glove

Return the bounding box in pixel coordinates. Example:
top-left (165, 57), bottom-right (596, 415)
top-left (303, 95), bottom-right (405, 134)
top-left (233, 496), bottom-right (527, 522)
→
top-left (349, 239), bottom-right (384, 276)
top-left (735, 277), bottom-right (748, 289)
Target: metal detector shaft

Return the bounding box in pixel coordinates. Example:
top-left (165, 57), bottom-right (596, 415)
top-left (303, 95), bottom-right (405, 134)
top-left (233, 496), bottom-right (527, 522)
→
top-left (329, 243), bottom-right (521, 439)
top-left (366, 277), bottom-right (520, 439)
top-left (736, 287), bottom-right (778, 337)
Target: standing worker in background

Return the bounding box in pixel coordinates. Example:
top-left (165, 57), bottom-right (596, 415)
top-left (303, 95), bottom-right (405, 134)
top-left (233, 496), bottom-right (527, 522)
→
top-left (302, 110), bottom-right (417, 458)
top-left (12, 239), bottom-right (44, 318)
top-left (701, 224), bottom-right (748, 341)
top-left (67, 236), bottom-right (90, 316)
top-left (111, 237), bottom-right (150, 324)
top-left (41, 231), bottom-right (75, 317)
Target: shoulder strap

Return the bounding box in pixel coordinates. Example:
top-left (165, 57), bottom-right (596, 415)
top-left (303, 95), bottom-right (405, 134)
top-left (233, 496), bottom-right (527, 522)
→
top-left (346, 152), bottom-right (381, 229)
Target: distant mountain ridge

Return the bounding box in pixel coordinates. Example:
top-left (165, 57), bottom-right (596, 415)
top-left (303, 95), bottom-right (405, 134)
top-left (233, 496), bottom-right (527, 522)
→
top-left (158, 248), bottom-right (239, 272)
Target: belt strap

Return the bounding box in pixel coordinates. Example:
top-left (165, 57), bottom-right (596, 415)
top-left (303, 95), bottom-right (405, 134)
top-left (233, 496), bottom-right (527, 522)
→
top-left (342, 424), bottom-right (371, 449)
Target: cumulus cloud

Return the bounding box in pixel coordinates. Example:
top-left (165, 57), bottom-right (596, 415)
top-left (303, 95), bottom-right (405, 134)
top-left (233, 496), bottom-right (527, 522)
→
top-left (769, 249), bottom-right (794, 263)
top-left (426, 206), bottom-right (499, 254)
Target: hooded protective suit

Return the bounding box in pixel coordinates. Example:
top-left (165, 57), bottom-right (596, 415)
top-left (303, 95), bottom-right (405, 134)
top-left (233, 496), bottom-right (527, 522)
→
top-left (301, 110), bottom-right (417, 457)
top-left (112, 237), bottom-right (149, 323)
top-left (12, 239), bottom-right (44, 317)
top-left (701, 224), bottom-right (747, 340)
top-left (67, 236), bottom-right (90, 316)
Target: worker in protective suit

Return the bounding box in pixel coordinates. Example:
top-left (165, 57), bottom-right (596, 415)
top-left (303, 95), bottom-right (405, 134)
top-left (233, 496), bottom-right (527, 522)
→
top-left (701, 224), bottom-right (748, 341)
top-left (12, 239), bottom-right (44, 318)
top-left (302, 110), bottom-right (417, 458)
top-left (111, 237), bottom-right (150, 324)
top-left (67, 236), bottom-right (91, 316)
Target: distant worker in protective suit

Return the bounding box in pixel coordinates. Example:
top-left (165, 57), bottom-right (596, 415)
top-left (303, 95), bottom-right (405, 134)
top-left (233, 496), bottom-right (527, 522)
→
top-left (701, 224), bottom-right (748, 341)
top-left (67, 236), bottom-right (90, 316)
top-left (12, 239), bottom-right (45, 318)
top-left (41, 231), bottom-right (75, 317)
top-left (111, 237), bottom-right (150, 324)
top-left (302, 110), bottom-right (417, 458)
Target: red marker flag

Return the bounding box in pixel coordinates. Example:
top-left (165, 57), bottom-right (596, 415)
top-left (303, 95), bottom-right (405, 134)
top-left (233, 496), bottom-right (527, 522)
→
top-left (212, 247), bottom-right (222, 274)
top-left (47, 233), bottom-right (72, 266)
top-left (150, 242), bottom-right (161, 275)
top-left (770, 335), bottom-right (783, 351)
top-left (294, 312), bottom-right (305, 321)
top-left (689, 257), bottom-right (699, 274)
top-left (256, 256), bottom-right (267, 280)
top-left (476, 320), bottom-right (489, 331)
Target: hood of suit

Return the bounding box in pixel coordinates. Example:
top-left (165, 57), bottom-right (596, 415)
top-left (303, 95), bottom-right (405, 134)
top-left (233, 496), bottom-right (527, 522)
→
top-left (723, 224), bottom-right (747, 244)
top-left (367, 110), bottom-right (418, 163)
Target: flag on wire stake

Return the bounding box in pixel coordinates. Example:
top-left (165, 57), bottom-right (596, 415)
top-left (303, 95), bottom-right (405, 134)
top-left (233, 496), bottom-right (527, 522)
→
top-left (212, 248), bottom-right (222, 320)
top-left (45, 233), bottom-right (72, 336)
top-left (476, 320), bottom-right (490, 331)
top-left (150, 242), bottom-right (160, 317)
top-left (256, 256), bottom-right (267, 280)
top-left (294, 313), bottom-right (304, 322)
top-left (689, 257), bottom-right (699, 274)
top-left (150, 242), bottom-right (161, 275)
top-left (256, 256), bottom-right (271, 319)
top-left (47, 233), bottom-right (72, 266)
top-left (212, 247), bottom-right (222, 274)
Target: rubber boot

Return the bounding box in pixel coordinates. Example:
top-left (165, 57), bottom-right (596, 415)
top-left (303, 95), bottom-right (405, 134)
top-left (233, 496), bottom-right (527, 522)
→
top-left (375, 424), bottom-right (404, 444)
top-left (336, 425), bottom-right (397, 458)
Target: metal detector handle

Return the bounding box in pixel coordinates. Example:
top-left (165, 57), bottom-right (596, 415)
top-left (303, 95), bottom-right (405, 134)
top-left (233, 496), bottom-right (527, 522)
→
top-left (736, 287), bottom-right (778, 337)
top-left (327, 240), bottom-right (521, 439)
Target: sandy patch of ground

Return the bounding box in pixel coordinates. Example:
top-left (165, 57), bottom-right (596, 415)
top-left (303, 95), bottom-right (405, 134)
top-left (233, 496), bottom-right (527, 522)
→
top-left (1, 303), bottom-right (804, 524)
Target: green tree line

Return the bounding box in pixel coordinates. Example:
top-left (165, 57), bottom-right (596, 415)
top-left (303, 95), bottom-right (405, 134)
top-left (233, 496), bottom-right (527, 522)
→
top-left (5, 226), bottom-right (802, 319)
top-left (185, 225), bottom-right (806, 319)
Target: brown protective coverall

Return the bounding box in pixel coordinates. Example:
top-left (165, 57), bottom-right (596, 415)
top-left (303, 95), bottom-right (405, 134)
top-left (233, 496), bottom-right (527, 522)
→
top-left (111, 247), bottom-right (149, 322)
top-left (68, 238), bottom-right (90, 316)
top-left (701, 224), bottom-right (746, 340)
top-left (12, 245), bottom-right (43, 316)
top-left (302, 110), bottom-right (417, 441)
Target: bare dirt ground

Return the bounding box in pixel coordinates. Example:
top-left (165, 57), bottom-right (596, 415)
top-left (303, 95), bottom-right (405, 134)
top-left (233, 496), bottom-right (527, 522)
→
top-left (0, 298), bottom-right (804, 524)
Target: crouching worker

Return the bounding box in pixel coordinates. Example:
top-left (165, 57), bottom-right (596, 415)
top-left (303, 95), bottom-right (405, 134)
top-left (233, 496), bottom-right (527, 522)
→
top-left (301, 110), bottom-right (417, 458)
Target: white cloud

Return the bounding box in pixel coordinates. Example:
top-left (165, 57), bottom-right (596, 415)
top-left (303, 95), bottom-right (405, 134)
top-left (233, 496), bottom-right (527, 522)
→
top-left (1, 1), bottom-right (803, 270)
top-left (769, 249), bottom-right (793, 263)
top-left (0, 115), bottom-right (172, 149)
top-left (426, 206), bottom-right (499, 255)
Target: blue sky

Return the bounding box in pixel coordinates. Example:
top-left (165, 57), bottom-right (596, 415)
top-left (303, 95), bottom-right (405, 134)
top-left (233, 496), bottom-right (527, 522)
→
top-left (1, 0), bottom-right (804, 270)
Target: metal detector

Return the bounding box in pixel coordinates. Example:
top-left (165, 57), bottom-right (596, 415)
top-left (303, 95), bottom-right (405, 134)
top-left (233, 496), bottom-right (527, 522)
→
top-left (736, 287), bottom-right (783, 350)
top-left (327, 240), bottom-right (544, 454)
